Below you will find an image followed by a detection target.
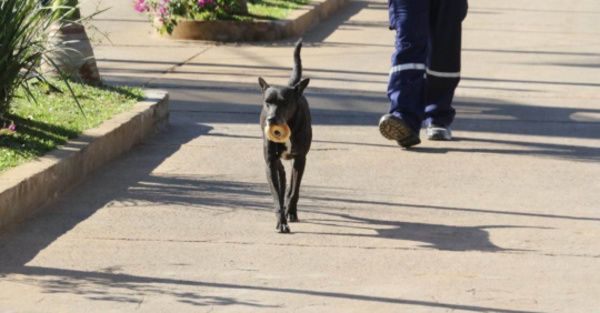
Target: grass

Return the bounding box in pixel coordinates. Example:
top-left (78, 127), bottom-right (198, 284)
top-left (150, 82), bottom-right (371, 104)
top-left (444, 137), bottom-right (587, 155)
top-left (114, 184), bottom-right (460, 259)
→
top-left (192, 0), bottom-right (311, 21)
top-left (247, 0), bottom-right (312, 20)
top-left (0, 80), bottom-right (144, 173)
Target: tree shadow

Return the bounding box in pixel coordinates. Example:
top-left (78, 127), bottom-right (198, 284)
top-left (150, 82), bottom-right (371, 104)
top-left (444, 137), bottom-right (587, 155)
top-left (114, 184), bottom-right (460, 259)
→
top-left (0, 121), bottom-right (290, 308)
top-left (0, 131), bottom-right (584, 311)
top-left (302, 212), bottom-right (546, 252)
top-left (1, 266), bottom-right (279, 308)
top-left (0, 266), bottom-right (544, 313)
top-left (0, 123), bottom-right (214, 265)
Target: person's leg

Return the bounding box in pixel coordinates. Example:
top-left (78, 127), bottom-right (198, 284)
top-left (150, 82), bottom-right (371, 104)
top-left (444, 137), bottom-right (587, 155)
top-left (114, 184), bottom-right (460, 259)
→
top-left (424, 0), bottom-right (468, 134)
top-left (385, 0), bottom-right (430, 132)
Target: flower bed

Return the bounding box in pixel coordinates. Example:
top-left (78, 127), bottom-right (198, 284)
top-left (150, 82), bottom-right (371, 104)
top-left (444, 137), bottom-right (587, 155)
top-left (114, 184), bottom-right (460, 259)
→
top-left (133, 0), bottom-right (335, 42)
top-left (134, 0), bottom-right (250, 34)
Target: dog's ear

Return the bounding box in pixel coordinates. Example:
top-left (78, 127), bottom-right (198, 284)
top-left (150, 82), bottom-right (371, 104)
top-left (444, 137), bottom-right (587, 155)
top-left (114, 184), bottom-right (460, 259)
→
top-left (294, 78), bottom-right (310, 95)
top-left (258, 77), bottom-right (270, 93)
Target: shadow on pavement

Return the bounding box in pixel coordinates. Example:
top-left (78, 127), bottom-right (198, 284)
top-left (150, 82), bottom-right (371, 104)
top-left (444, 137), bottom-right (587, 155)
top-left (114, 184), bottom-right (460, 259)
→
top-left (302, 213), bottom-right (534, 252)
top-left (0, 266), bottom-right (545, 313)
top-left (0, 160), bottom-right (588, 310)
top-left (1, 170), bottom-right (590, 268)
top-left (302, 195), bottom-right (600, 222)
top-left (1, 169), bottom-right (553, 310)
top-left (1, 0), bottom-right (595, 310)
top-left (0, 123), bottom-right (213, 266)
top-left (146, 78), bottom-right (599, 162)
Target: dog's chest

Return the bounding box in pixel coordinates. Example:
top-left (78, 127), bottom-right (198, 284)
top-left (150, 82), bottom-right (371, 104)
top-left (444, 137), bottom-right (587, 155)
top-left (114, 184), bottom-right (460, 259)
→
top-left (280, 139), bottom-right (293, 160)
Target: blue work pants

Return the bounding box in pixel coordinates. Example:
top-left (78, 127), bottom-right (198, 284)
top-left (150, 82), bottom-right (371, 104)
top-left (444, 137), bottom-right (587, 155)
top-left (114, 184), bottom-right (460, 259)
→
top-left (387, 0), bottom-right (468, 131)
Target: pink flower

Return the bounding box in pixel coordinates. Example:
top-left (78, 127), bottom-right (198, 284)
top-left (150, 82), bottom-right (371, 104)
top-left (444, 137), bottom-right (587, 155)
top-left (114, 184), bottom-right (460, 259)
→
top-left (8, 124), bottom-right (15, 132)
top-left (198, 0), bottom-right (215, 8)
top-left (134, 0), bottom-right (150, 12)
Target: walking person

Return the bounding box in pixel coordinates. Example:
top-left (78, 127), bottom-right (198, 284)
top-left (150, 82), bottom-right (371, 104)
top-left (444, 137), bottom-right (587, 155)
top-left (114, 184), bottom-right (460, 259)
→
top-left (379, 0), bottom-right (468, 147)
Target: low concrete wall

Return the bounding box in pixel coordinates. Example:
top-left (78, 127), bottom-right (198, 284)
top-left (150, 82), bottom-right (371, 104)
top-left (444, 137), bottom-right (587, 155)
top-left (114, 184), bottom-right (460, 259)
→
top-left (163, 0), bottom-right (348, 41)
top-left (0, 90), bottom-right (169, 233)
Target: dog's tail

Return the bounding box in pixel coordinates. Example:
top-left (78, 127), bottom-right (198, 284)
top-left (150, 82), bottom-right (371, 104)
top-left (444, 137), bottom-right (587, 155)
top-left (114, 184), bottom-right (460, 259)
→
top-left (288, 38), bottom-right (303, 87)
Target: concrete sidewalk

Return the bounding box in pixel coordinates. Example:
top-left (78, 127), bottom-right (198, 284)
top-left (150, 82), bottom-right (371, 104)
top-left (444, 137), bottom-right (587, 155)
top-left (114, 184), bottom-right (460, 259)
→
top-left (1, 0), bottom-right (600, 312)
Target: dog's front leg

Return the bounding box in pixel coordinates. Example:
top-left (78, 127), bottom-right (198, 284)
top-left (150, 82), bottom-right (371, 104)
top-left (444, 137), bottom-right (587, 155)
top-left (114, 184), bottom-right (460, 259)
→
top-left (285, 156), bottom-right (306, 222)
top-left (266, 157), bottom-right (289, 233)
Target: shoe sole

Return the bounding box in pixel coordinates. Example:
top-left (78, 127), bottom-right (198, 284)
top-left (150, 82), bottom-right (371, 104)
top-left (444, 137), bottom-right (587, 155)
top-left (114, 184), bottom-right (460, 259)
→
top-left (379, 116), bottom-right (421, 148)
top-left (428, 132), bottom-right (451, 141)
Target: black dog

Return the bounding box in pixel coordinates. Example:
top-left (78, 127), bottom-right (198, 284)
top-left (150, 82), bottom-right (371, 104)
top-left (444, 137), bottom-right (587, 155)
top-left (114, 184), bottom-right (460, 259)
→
top-left (259, 39), bottom-right (312, 233)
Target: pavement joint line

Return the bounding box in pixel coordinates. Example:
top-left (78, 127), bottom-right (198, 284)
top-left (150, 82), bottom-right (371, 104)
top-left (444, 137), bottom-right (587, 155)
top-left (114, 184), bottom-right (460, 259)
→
top-left (141, 143), bottom-right (226, 147)
top-left (469, 7), bottom-right (600, 14)
top-left (464, 27), bottom-right (600, 35)
top-left (456, 95), bottom-right (600, 100)
top-left (463, 48), bottom-right (600, 57)
top-left (143, 46), bottom-right (215, 88)
top-left (135, 297), bottom-right (144, 310)
top-left (72, 237), bottom-right (600, 259)
top-left (146, 84), bottom-right (599, 100)
top-left (168, 109), bottom-right (600, 125)
top-left (148, 77), bottom-right (600, 94)
top-left (95, 44), bottom-right (214, 48)
top-left (95, 193), bottom-right (600, 224)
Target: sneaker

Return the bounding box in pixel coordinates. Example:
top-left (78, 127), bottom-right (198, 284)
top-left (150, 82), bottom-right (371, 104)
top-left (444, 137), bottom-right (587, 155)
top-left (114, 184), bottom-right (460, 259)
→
top-left (426, 123), bottom-right (452, 141)
top-left (378, 114), bottom-right (421, 148)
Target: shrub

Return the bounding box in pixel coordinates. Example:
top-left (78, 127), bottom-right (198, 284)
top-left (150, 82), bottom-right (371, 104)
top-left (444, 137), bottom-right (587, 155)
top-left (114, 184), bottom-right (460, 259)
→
top-left (0, 0), bottom-right (84, 123)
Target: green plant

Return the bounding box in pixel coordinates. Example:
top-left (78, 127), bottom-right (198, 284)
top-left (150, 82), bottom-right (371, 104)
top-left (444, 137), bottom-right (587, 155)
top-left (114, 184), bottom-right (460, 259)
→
top-left (0, 0), bottom-right (84, 123)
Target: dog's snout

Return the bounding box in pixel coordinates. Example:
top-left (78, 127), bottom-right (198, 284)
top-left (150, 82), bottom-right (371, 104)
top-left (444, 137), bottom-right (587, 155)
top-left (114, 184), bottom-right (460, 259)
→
top-left (267, 116), bottom-right (279, 125)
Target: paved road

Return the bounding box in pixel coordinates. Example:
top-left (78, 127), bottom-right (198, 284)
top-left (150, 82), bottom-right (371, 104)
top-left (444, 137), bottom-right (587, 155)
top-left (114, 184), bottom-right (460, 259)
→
top-left (1, 0), bottom-right (600, 312)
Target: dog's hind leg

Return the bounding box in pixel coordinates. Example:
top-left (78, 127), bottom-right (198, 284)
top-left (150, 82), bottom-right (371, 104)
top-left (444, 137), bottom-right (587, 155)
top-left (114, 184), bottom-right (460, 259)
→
top-left (266, 157), bottom-right (290, 233)
top-left (285, 156), bottom-right (306, 222)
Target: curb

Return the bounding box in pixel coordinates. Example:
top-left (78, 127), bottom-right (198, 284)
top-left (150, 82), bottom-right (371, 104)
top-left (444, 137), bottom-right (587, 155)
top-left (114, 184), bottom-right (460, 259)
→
top-left (0, 90), bottom-right (169, 233)
top-left (162, 0), bottom-right (348, 41)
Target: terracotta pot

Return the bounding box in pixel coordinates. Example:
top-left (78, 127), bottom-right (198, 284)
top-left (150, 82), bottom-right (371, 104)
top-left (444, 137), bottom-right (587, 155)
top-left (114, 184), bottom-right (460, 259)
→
top-left (162, 19), bottom-right (292, 42)
top-left (42, 22), bottom-right (101, 83)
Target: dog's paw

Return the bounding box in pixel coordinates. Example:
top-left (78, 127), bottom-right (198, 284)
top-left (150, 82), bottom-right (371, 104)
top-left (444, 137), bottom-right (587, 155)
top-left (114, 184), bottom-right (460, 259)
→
top-left (276, 222), bottom-right (291, 233)
top-left (287, 212), bottom-right (299, 223)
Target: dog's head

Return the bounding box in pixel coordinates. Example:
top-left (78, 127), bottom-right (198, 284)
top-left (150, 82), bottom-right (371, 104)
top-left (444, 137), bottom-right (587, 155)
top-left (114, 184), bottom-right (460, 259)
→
top-left (259, 77), bottom-right (309, 126)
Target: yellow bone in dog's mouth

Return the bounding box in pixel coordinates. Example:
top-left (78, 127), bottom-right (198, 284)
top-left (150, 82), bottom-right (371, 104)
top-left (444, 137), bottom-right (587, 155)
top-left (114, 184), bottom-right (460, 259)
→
top-left (265, 124), bottom-right (291, 143)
